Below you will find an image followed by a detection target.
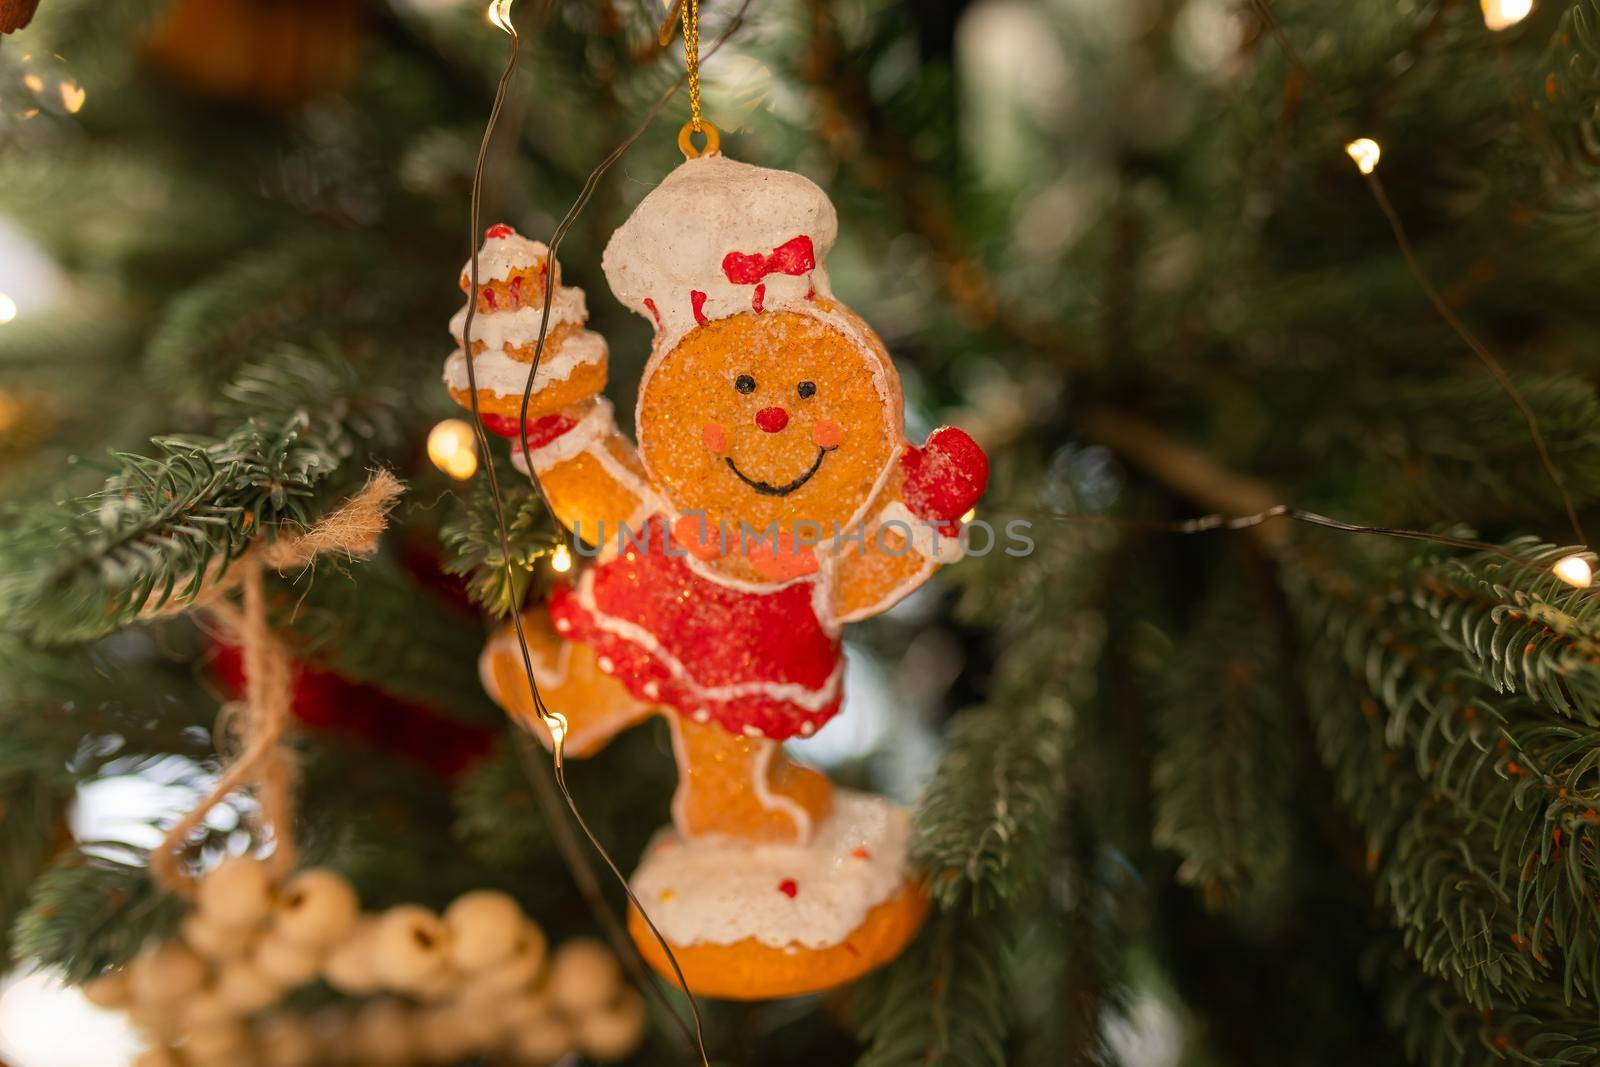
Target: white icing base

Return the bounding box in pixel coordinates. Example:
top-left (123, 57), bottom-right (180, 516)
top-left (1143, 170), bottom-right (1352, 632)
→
top-left (630, 790), bottom-right (913, 950)
top-left (450, 289), bottom-right (587, 351)
top-left (442, 333), bottom-right (606, 397)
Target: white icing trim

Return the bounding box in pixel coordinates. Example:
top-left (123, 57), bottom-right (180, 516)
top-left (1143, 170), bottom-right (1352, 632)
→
top-left (460, 231), bottom-right (552, 285)
top-left (442, 334), bottom-right (606, 398)
top-left (665, 719), bottom-right (816, 845)
top-left (876, 501), bottom-right (965, 564)
top-left (450, 289), bottom-right (588, 352)
top-left (479, 625), bottom-right (570, 698)
top-left (750, 741), bottom-right (816, 843)
top-left (519, 396), bottom-right (615, 469)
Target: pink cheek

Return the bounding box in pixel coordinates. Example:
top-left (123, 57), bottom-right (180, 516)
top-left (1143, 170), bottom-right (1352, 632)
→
top-left (701, 423), bottom-right (728, 454)
top-left (811, 420), bottom-right (843, 449)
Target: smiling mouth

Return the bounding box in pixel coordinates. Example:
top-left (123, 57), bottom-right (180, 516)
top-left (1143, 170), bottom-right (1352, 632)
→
top-left (725, 447), bottom-right (834, 496)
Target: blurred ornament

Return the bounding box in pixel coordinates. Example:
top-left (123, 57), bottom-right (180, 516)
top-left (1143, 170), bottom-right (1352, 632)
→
top-left (143, 0), bottom-right (365, 108)
top-left (1345, 137), bottom-right (1381, 174)
top-left (85, 872), bottom-right (644, 1067)
top-left (1481, 0), bottom-right (1533, 31)
top-left (0, 0), bottom-right (38, 33)
top-left (427, 418), bottom-right (479, 480)
top-left (210, 642), bottom-right (495, 779)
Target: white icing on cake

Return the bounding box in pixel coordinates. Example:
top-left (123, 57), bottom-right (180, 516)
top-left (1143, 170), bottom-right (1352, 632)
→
top-left (460, 230), bottom-right (553, 285)
top-left (442, 332), bottom-right (606, 397)
top-left (602, 155), bottom-right (839, 352)
top-left (631, 790), bottom-right (913, 949)
top-left (450, 288), bottom-right (588, 352)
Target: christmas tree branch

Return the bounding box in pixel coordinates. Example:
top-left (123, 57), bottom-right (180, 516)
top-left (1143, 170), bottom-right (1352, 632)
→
top-left (0, 348), bottom-right (399, 645)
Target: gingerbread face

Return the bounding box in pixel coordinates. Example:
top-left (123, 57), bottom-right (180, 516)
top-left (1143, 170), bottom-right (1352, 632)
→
top-left (638, 310), bottom-right (899, 534)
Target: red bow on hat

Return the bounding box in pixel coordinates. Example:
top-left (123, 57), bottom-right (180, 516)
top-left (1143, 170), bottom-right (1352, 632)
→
top-left (721, 235), bottom-right (816, 285)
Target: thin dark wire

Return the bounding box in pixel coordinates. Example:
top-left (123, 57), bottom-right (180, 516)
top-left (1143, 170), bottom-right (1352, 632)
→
top-left (1247, 0), bottom-right (1587, 546)
top-left (460, 1), bottom-right (756, 1061)
top-left (455, 5), bottom-right (713, 1062)
top-left (991, 500), bottom-right (1581, 569)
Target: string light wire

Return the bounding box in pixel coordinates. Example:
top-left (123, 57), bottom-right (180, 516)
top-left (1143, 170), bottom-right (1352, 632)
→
top-left (455, 1), bottom-right (753, 1061)
top-left (457, 2), bottom-right (711, 1059)
top-left (1248, 0), bottom-right (1587, 547)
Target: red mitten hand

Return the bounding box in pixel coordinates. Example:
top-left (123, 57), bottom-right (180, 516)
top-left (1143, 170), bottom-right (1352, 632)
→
top-left (900, 426), bottom-right (989, 533)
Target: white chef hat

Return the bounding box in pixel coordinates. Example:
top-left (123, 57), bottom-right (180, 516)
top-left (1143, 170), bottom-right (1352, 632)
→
top-left (602, 154), bottom-right (839, 353)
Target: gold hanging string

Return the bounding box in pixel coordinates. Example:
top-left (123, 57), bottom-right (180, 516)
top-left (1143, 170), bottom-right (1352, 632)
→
top-left (681, 0), bottom-right (701, 130)
top-left (146, 472), bottom-right (404, 898)
top-left (676, 0), bottom-right (719, 158)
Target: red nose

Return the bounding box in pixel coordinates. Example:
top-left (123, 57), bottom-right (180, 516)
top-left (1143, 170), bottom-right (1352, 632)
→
top-left (755, 406), bottom-right (789, 433)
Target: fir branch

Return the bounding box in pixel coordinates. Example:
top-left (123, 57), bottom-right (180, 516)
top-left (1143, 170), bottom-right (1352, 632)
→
top-left (1377, 947), bottom-right (1600, 1067)
top-left (10, 851), bottom-right (185, 984)
top-left (853, 913), bottom-right (1011, 1067)
top-left (440, 478), bottom-right (559, 617)
top-left (914, 696), bottom-right (1072, 914)
top-left (146, 236), bottom-right (439, 407)
top-left (1297, 554), bottom-right (1600, 1010)
top-left (1407, 537), bottom-right (1600, 725)
top-left (0, 349), bottom-right (392, 645)
top-left (0, 775), bottom-right (71, 970)
top-left (1151, 577), bottom-right (1296, 910)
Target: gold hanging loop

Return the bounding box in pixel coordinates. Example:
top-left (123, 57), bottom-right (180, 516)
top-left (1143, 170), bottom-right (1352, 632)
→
top-left (678, 119), bottom-right (720, 159)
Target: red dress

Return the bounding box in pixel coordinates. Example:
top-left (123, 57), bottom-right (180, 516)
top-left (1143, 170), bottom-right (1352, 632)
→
top-left (547, 518), bottom-right (843, 741)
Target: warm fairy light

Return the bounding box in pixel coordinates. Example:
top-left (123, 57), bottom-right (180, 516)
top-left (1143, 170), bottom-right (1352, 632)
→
top-left (960, 508), bottom-right (977, 524)
top-left (1345, 138), bottom-right (1381, 175)
top-left (487, 0), bottom-right (515, 32)
top-left (59, 82), bottom-right (85, 114)
top-left (550, 543), bottom-right (573, 573)
top-left (1481, 0), bottom-right (1533, 31)
top-left (1553, 554), bottom-right (1593, 589)
top-left (22, 73), bottom-right (43, 93)
top-left (427, 419), bottom-right (478, 481)
top-left (0, 294), bottom-right (15, 324)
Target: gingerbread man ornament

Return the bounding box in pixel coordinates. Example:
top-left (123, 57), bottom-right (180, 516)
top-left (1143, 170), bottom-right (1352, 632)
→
top-left (447, 154), bottom-right (988, 999)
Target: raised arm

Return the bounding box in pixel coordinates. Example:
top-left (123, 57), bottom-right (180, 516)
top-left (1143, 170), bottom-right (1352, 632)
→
top-left (444, 225), bottom-right (656, 546)
top-left (830, 426), bottom-right (988, 622)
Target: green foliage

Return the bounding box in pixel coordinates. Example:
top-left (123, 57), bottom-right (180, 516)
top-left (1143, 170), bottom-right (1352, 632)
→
top-left (1543, 0), bottom-right (1600, 189)
top-left (913, 697), bottom-right (1072, 913)
top-left (1406, 538), bottom-right (1600, 723)
top-left (853, 913), bottom-right (1011, 1067)
top-left (10, 852), bottom-right (185, 984)
top-left (1295, 540), bottom-right (1600, 1014)
top-left (1150, 574), bottom-right (1296, 911)
top-left (440, 478), bottom-right (560, 617)
top-left (0, 349), bottom-right (395, 645)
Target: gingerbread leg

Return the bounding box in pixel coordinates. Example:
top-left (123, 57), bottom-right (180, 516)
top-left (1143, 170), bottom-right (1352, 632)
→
top-left (666, 714), bottom-right (833, 845)
top-left (480, 609), bottom-right (654, 758)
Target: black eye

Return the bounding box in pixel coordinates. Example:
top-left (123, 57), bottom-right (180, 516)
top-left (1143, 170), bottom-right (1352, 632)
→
top-left (735, 374), bottom-right (756, 395)
top-left (797, 381), bottom-right (816, 399)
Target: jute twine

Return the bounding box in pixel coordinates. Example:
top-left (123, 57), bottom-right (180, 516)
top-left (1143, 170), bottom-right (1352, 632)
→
top-left (147, 471), bottom-right (404, 899)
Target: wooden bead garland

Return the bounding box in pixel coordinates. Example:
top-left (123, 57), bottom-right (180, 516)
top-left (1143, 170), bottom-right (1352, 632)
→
top-left (83, 858), bottom-right (647, 1066)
